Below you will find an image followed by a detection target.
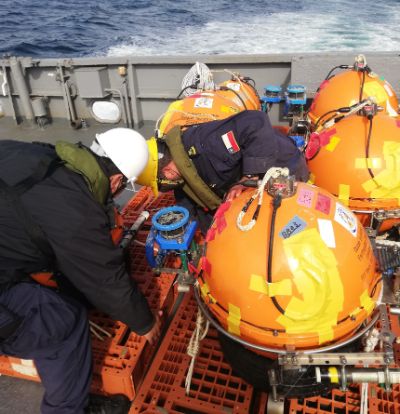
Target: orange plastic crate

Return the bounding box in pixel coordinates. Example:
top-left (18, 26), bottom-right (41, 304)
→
top-left (369, 384), bottom-right (400, 414)
top-left (252, 391), bottom-right (269, 414)
top-left (130, 292), bottom-right (255, 414)
top-left (89, 272), bottom-right (176, 400)
top-left (288, 386), bottom-right (362, 413)
top-left (121, 188), bottom-right (154, 226)
top-left (121, 189), bottom-right (175, 228)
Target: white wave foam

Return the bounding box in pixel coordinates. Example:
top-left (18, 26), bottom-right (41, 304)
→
top-left (107, 8), bottom-right (400, 56)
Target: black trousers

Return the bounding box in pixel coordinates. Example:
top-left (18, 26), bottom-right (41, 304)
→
top-left (0, 283), bottom-right (92, 414)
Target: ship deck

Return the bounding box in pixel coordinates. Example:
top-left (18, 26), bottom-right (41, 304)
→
top-left (1, 186), bottom-right (400, 414)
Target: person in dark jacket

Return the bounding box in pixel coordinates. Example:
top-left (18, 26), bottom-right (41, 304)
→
top-left (0, 128), bottom-right (162, 414)
top-left (137, 110), bottom-right (309, 232)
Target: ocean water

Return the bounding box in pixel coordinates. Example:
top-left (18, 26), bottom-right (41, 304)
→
top-left (1, 0), bottom-right (400, 58)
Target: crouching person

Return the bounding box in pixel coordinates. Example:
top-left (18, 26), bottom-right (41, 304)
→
top-left (0, 129), bottom-right (162, 414)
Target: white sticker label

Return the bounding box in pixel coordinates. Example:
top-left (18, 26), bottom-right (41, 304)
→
top-left (334, 202), bottom-right (357, 237)
top-left (194, 97), bottom-right (213, 108)
top-left (226, 82), bottom-right (241, 91)
top-left (317, 219), bottom-right (336, 248)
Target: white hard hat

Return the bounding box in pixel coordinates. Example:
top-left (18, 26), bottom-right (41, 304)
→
top-left (93, 128), bottom-right (149, 182)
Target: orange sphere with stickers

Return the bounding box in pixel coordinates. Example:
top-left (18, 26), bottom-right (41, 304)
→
top-left (198, 182), bottom-right (381, 350)
top-left (307, 113), bottom-right (400, 230)
top-left (308, 69), bottom-right (399, 127)
top-left (157, 78), bottom-right (260, 137)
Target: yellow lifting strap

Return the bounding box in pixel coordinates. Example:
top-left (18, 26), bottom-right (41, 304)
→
top-left (164, 126), bottom-right (222, 211)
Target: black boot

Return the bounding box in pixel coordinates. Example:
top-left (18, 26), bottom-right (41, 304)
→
top-left (84, 394), bottom-right (131, 414)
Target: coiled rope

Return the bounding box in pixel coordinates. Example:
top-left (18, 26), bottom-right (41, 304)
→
top-left (181, 62), bottom-right (215, 97)
top-left (237, 167), bottom-right (289, 232)
top-left (185, 307), bottom-right (210, 395)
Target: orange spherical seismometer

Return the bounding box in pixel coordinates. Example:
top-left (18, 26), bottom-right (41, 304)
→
top-left (197, 181), bottom-right (381, 352)
top-left (307, 113), bottom-right (400, 231)
top-left (307, 58), bottom-right (399, 128)
top-left (156, 77), bottom-right (261, 137)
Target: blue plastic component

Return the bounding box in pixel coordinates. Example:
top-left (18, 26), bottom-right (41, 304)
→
top-left (261, 96), bottom-right (282, 104)
top-left (288, 135), bottom-right (305, 148)
top-left (262, 84), bottom-right (282, 103)
top-left (145, 228), bottom-right (165, 268)
top-left (286, 84), bottom-right (305, 94)
top-left (152, 206), bottom-right (189, 231)
top-left (155, 220), bottom-right (198, 250)
top-left (285, 84), bottom-right (307, 105)
top-left (145, 206), bottom-right (198, 268)
top-left (264, 85), bottom-right (282, 93)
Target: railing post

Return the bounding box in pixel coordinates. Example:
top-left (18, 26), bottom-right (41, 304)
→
top-left (127, 62), bottom-right (142, 128)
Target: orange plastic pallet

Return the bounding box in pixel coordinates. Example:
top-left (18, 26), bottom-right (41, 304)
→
top-left (369, 384), bottom-right (400, 414)
top-left (89, 272), bottom-right (176, 400)
top-left (121, 189), bottom-right (175, 228)
top-left (130, 291), bottom-right (255, 414)
top-left (252, 391), bottom-right (269, 414)
top-left (289, 384), bottom-right (400, 414)
top-left (288, 386), bottom-right (362, 413)
top-left (145, 191), bottom-right (176, 216)
top-left (121, 187), bottom-right (154, 225)
top-left (127, 230), bottom-right (154, 282)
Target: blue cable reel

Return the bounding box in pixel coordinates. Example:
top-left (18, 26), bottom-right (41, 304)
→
top-left (145, 206), bottom-right (199, 277)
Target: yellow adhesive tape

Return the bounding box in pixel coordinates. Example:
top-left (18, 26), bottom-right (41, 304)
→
top-left (277, 228), bottom-right (344, 344)
top-left (371, 186), bottom-right (400, 201)
top-left (158, 100), bottom-right (183, 135)
top-left (360, 290), bottom-right (375, 315)
top-left (200, 282), bottom-right (210, 298)
top-left (374, 170), bottom-right (397, 188)
top-left (362, 178), bottom-right (378, 193)
top-left (328, 367), bottom-right (339, 383)
top-left (325, 135), bottom-right (340, 152)
top-left (227, 303), bottom-right (241, 336)
top-left (363, 81), bottom-right (387, 104)
top-left (319, 327), bottom-right (335, 343)
top-left (307, 173), bottom-right (316, 185)
top-left (338, 184), bottom-right (350, 206)
top-left (349, 307), bottom-right (362, 318)
top-left (249, 274), bottom-right (292, 297)
top-left (220, 105), bottom-right (233, 114)
top-left (355, 158), bottom-right (382, 169)
top-left (363, 141), bottom-right (400, 199)
top-left (208, 293), bottom-right (217, 304)
top-left (200, 282), bottom-right (217, 303)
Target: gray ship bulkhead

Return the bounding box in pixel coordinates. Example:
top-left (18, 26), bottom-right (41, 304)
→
top-left (1, 52), bottom-right (399, 142)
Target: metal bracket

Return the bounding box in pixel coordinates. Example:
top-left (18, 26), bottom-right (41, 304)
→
top-left (279, 305), bottom-right (394, 367)
top-left (279, 352), bottom-right (391, 367)
top-left (377, 304), bottom-right (396, 356)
